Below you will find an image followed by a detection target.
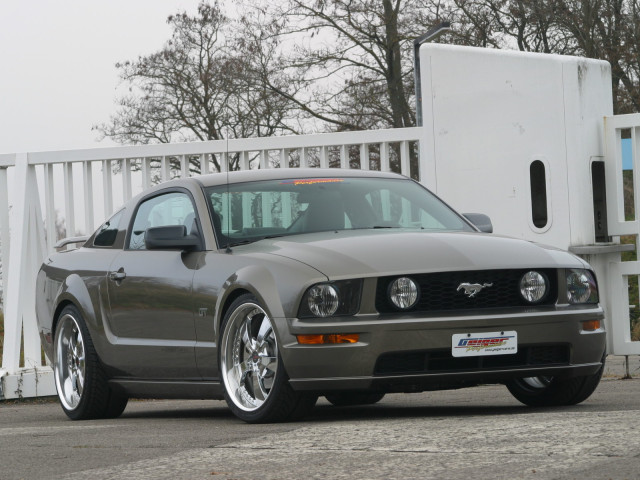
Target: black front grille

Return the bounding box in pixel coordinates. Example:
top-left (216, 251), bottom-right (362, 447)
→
top-left (374, 344), bottom-right (570, 376)
top-left (375, 269), bottom-right (557, 314)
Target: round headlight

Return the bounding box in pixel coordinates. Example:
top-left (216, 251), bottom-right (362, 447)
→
top-left (567, 269), bottom-right (597, 304)
top-left (308, 284), bottom-right (339, 317)
top-left (389, 277), bottom-right (419, 310)
top-left (520, 271), bottom-right (548, 303)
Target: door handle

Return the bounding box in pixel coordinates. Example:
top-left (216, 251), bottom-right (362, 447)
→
top-left (109, 269), bottom-right (126, 282)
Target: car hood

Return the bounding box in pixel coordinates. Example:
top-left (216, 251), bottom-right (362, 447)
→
top-left (236, 230), bottom-right (587, 279)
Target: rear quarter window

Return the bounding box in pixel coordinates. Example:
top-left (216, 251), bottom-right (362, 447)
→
top-left (93, 210), bottom-right (124, 247)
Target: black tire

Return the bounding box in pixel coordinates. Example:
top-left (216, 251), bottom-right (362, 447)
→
top-left (325, 392), bottom-right (385, 407)
top-left (506, 357), bottom-right (605, 407)
top-left (219, 294), bottom-right (317, 423)
top-left (53, 305), bottom-right (128, 420)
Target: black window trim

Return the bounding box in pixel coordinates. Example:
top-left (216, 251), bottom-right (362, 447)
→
top-left (88, 208), bottom-right (126, 249)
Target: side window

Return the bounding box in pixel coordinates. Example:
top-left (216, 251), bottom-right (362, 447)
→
top-left (93, 210), bottom-right (124, 247)
top-left (128, 192), bottom-right (196, 250)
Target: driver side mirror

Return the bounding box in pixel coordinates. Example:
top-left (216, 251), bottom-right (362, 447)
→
top-left (463, 213), bottom-right (493, 234)
top-left (145, 225), bottom-right (201, 250)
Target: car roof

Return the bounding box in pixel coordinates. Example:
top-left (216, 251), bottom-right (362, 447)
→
top-left (165, 168), bottom-right (406, 189)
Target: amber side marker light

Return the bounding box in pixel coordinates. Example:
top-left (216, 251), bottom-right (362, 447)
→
top-left (582, 320), bottom-right (601, 331)
top-left (297, 334), bottom-right (359, 345)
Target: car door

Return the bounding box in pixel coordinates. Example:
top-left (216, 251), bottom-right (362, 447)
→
top-left (106, 189), bottom-right (203, 379)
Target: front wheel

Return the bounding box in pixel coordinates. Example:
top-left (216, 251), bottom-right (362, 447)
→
top-left (506, 358), bottom-right (605, 407)
top-left (219, 294), bottom-right (316, 423)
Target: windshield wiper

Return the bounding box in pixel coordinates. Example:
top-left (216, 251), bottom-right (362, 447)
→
top-left (226, 234), bottom-right (286, 249)
top-left (370, 225), bottom-right (426, 230)
top-left (225, 239), bottom-right (256, 248)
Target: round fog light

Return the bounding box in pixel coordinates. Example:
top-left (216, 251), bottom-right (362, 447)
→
top-left (389, 277), bottom-right (419, 310)
top-left (520, 271), bottom-right (548, 303)
top-left (308, 284), bottom-right (339, 317)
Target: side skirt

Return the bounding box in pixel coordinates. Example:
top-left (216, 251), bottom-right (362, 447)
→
top-left (108, 379), bottom-right (224, 400)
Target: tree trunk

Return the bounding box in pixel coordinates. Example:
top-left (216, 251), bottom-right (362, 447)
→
top-left (383, 0), bottom-right (415, 128)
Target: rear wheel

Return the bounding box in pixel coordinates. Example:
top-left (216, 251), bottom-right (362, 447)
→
top-left (219, 294), bottom-right (317, 423)
top-left (53, 305), bottom-right (128, 420)
top-left (325, 392), bottom-right (385, 407)
top-left (506, 358), bottom-right (605, 407)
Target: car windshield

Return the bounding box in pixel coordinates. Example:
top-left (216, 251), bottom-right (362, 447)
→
top-left (204, 176), bottom-right (474, 247)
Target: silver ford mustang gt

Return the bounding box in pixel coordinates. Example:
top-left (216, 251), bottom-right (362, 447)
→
top-left (36, 169), bottom-right (606, 423)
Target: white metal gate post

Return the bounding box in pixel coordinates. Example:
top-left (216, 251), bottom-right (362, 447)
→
top-left (0, 160), bottom-right (11, 308)
top-left (417, 50), bottom-right (436, 191)
top-left (603, 114), bottom-right (640, 355)
top-left (0, 153), bottom-right (55, 399)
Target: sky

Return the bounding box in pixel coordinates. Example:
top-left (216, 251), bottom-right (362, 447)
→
top-left (0, 0), bottom-right (204, 154)
top-left (0, 0), bottom-right (212, 246)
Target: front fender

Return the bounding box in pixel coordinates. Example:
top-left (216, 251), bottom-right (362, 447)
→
top-left (192, 251), bottom-right (327, 378)
top-left (215, 264), bottom-right (285, 336)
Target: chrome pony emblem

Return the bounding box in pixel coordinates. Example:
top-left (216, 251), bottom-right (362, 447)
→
top-left (457, 282), bottom-right (493, 298)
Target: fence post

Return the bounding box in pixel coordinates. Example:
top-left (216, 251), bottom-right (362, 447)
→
top-left (63, 161), bottom-right (75, 237)
top-left (1, 153), bottom-right (47, 373)
top-left (102, 159), bottom-right (113, 217)
top-left (83, 161), bottom-right (94, 234)
top-left (0, 165), bottom-right (10, 308)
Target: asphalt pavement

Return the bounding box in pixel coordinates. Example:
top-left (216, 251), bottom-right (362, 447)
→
top-left (0, 356), bottom-right (638, 480)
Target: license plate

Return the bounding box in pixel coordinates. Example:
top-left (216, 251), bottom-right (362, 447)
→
top-left (452, 331), bottom-right (517, 357)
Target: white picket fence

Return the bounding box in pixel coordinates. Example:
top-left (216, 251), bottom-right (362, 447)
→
top-left (0, 127), bottom-right (421, 398)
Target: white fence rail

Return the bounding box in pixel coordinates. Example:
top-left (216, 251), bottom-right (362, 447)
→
top-left (0, 127), bottom-right (421, 398)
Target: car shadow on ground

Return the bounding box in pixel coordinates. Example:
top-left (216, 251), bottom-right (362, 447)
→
top-left (307, 403), bottom-right (552, 422)
top-left (120, 402), bottom-right (234, 420)
top-left (116, 399), bottom-right (595, 423)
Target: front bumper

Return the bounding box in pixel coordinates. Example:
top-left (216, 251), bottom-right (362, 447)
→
top-left (274, 305), bottom-right (606, 392)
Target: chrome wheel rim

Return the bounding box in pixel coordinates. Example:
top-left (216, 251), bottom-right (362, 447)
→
top-left (221, 302), bottom-right (278, 412)
top-left (54, 314), bottom-right (86, 411)
top-left (521, 376), bottom-right (553, 389)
